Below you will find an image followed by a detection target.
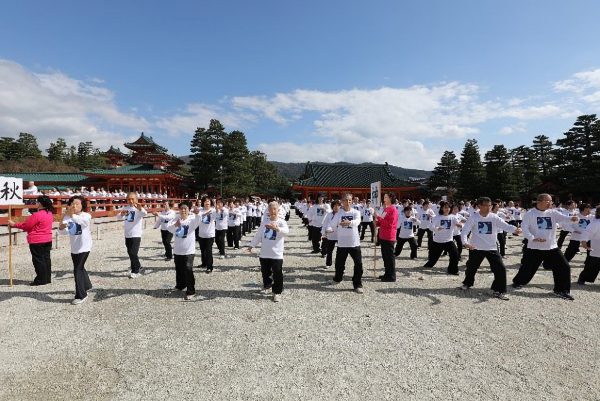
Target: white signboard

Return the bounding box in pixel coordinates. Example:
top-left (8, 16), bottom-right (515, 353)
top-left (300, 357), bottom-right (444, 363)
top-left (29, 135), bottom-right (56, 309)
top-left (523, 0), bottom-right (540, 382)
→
top-left (370, 181), bottom-right (381, 208)
top-left (0, 176), bottom-right (24, 205)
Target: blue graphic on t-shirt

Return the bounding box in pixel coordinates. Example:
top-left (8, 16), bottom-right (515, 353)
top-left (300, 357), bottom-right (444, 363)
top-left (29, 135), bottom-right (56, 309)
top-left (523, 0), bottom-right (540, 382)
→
top-left (537, 217), bottom-right (553, 230)
top-left (478, 221), bottom-right (492, 235)
top-left (126, 210), bottom-right (135, 222)
top-left (403, 221), bottom-right (413, 230)
top-left (67, 221), bottom-right (82, 236)
top-left (219, 212), bottom-right (225, 221)
top-left (264, 228), bottom-right (277, 240)
top-left (364, 210), bottom-right (371, 217)
top-left (341, 215), bottom-right (354, 229)
top-left (316, 208), bottom-right (324, 217)
top-left (579, 219), bottom-right (591, 229)
top-left (202, 214), bottom-right (211, 224)
top-left (422, 213), bottom-right (430, 221)
top-left (175, 225), bottom-right (189, 238)
top-left (440, 219), bottom-right (451, 229)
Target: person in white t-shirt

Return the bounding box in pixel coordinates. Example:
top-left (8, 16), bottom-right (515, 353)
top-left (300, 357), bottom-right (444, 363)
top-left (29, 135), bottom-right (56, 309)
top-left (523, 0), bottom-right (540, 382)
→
top-left (579, 207), bottom-right (600, 285)
top-left (214, 198), bottom-right (229, 259)
top-left (152, 201), bottom-right (176, 260)
top-left (321, 200), bottom-right (341, 268)
top-left (395, 206), bottom-right (420, 259)
top-left (360, 200), bottom-right (376, 243)
top-left (423, 201), bottom-right (463, 275)
top-left (119, 192), bottom-right (148, 278)
top-left (563, 203), bottom-right (592, 262)
top-left (248, 201), bottom-right (290, 302)
top-left (196, 196), bottom-right (218, 273)
top-left (59, 196), bottom-right (93, 305)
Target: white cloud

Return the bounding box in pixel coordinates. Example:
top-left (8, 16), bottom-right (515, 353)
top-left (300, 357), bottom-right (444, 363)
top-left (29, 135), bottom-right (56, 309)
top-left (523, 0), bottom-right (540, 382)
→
top-left (0, 59), bottom-right (148, 152)
top-left (553, 68), bottom-right (600, 107)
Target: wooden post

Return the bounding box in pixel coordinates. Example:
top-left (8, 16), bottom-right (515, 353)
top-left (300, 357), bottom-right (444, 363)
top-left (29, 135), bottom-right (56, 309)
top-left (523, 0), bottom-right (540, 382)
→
top-left (8, 205), bottom-right (13, 287)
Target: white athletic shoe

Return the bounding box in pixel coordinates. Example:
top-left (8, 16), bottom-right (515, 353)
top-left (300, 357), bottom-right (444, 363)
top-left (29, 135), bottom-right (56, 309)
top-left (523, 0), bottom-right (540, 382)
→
top-left (259, 287), bottom-right (271, 295)
top-left (460, 284), bottom-right (470, 291)
top-left (184, 294), bottom-right (196, 301)
top-left (220, 255), bottom-right (226, 259)
top-left (492, 291), bottom-right (509, 301)
top-left (129, 272), bottom-right (140, 279)
top-left (71, 297), bottom-right (87, 305)
top-left (272, 294), bottom-right (281, 302)
top-left (354, 287), bottom-right (364, 294)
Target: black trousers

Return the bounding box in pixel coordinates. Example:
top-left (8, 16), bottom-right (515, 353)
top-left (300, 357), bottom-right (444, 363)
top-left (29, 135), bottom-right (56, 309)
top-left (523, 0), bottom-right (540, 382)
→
top-left (497, 232), bottom-right (507, 256)
top-left (395, 237), bottom-right (418, 258)
top-left (215, 229), bottom-right (227, 256)
top-left (454, 234), bottom-right (463, 257)
top-left (360, 221), bottom-right (375, 242)
top-left (227, 226), bottom-right (241, 248)
top-left (29, 242), bottom-right (52, 284)
top-left (463, 249), bottom-right (506, 293)
top-left (125, 237), bottom-right (142, 273)
top-left (380, 239), bottom-right (396, 279)
top-left (308, 224), bottom-right (314, 241)
top-left (417, 228), bottom-right (432, 248)
top-left (579, 256), bottom-right (600, 283)
top-left (160, 229), bottom-right (173, 259)
top-left (310, 226), bottom-right (323, 252)
top-left (513, 247), bottom-right (571, 293)
top-left (285, 212), bottom-right (290, 221)
top-left (424, 241), bottom-right (459, 274)
top-left (260, 257), bottom-right (284, 294)
top-left (174, 254), bottom-right (195, 295)
top-left (71, 251), bottom-right (92, 300)
top-left (564, 240), bottom-right (584, 262)
top-left (254, 216), bottom-right (261, 229)
top-left (322, 239), bottom-right (337, 267)
top-left (198, 237), bottom-right (214, 269)
top-left (334, 246), bottom-right (363, 289)
top-left (557, 230), bottom-right (570, 249)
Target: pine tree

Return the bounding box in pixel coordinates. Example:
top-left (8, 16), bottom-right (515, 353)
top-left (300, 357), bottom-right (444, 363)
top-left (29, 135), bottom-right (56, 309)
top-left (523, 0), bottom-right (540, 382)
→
top-left (457, 139), bottom-right (484, 200)
top-left (510, 145), bottom-right (540, 199)
top-left (15, 132), bottom-right (42, 159)
top-left (221, 130), bottom-right (253, 196)
top-left (47, 138), bottom-right (68, 161)
top-left (0, 137), bottom-right (17, 161)
top-left (428, 151), bottom-right (459, 191)
top-left (189, 120), bottom-right (226, 191)
top-left (532, 134), bottom-right (553, 178)
top-left (484, 145), bottom-right (514, 199)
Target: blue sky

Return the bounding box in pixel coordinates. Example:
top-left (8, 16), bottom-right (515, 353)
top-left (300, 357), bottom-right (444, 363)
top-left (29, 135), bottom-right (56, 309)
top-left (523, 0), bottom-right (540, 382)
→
top-left (1, 0), bottom-right (600, 169)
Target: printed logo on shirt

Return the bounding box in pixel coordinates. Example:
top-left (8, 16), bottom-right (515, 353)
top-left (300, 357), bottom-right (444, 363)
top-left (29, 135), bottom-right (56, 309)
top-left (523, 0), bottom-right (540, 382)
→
top-left (422, 213), bottom-right (430, 221)
top-left (579, 219), bottom-right (591, 229)
top-left (403, 221), bottom-right (413, 230)
top-left (175, 225), bottom-right (189, 239)
top-left (202, 214), bottom-right (211, 224)
top-left (126, 211), bottom-right (135, 222)
top-left (515, 211), bottom-right (520, 216)
top-left (364, 210), bottom-right (371, 217)
top-left (477, 221), bottom-right (492, 235)
top-left (219, 212), bottom-right (224, 221)
top-left (316, 208), bottom-right (324, 217)
top-left (341, 215), bottom-right (354, 228)
top-left (537, 217), bottom-right (553, 230)
top-left (440, 219), bottom-right (451, 229)
top-left (67, 221), bottom-right (82, 236)
top-left (264, 227), bottom-right (277, 240)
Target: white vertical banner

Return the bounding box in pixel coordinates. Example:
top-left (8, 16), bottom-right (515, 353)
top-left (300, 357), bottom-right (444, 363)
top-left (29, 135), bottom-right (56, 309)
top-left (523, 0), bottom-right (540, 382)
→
top-left (370, 181), bottom-right (381, 208)
top-left (0, 176), bottom-right (24, 205)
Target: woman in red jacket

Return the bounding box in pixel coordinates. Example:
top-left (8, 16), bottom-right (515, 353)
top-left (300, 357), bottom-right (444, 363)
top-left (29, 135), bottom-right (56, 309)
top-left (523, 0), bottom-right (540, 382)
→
top-left (375, 193), bottom-right (399, 282)
top-left (8, 195), bottom-right (55, 286)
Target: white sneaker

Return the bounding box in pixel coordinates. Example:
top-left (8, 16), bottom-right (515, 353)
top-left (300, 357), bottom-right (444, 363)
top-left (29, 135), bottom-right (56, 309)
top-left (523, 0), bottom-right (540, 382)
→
top-left (220, 255), bottom-right (226, 259)
top-left (272, 294), bottom-right (281, 302)
top-left (259, 287), bottom-right (271, 295)
top-left (493, 291), bottom-right (509, 301)
top-left (184, 294), bottom-right (196, 301)
top-left (129, 272), bottom-right (139, 279)
top-left (71, 297), bottom-right (87, 305)
top-left (354, 287), bottom-right (364, 294)
top-left (460, 284), bottom-right (470, 291)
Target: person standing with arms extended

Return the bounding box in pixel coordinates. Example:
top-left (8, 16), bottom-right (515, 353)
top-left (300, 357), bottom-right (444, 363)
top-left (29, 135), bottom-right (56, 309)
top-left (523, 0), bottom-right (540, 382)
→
top-left (321, 200), bottom-right (341, 269)
top-left (8, 195), bottom-right (55, 286)
top-left (512, 193), bottom-right (578, 300)
top-left (375, 193), bottom-right (399, 282)
top-left (325, 193), bottom-right (364, 293)
top-left (59, 196), bottom-right (93, 304)
top-left (197, 196), bottom-right (217, 273)
top-left (152, 201), bottom-right (176, 260)
top-left (214, 198), bottom-right (229, 259)
top-left (120, 192), bottom-right (148, 279)
top-left (248, 201), bottom-right (290, 302)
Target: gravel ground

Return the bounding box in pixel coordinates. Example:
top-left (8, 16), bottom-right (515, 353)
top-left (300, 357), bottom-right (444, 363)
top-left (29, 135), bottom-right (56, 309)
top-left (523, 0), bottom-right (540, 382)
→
top-left (1, 215), bottom-right (599, 401)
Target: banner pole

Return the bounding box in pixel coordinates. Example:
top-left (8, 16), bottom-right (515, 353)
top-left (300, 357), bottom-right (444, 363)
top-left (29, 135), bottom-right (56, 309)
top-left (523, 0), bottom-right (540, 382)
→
top-left (8, 205), bottom-right (13, 287)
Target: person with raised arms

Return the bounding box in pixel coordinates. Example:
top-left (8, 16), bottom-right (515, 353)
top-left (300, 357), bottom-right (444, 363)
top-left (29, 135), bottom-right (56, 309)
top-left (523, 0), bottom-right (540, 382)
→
top-left (197, 196), bottom-right (218, 273)
top-left (59, 196), bottom-right (93, 305)
top-left (512, 193), bottom-right (578, 300)
top-left (247, 201), bottom-right (290, 302)
top-left (214, 198), bottom-right (229, 259)
top-left (321, 200), bottom-right (341, 269)
top-left (416, 201), bottom-right (436, 249)
top-left (119, 192), bottom-right (148, 279)
top-left (360, 200), bottom-right (376, 243)
top-left (563, 203), bottom-right (592, 262)
top-left (166, 202), bottom-right (202, 301)
top-left (325, 193), bottom-right (364, 293)
top-left (460, 197), bottom-right (521, 300)
top-left (152, 201), bottom-right (176, 261)
top-left (306, 196), bottom-right (331, 254)
top-left (579, 206), bottom-right (600, 285)
top-left (423, 201), bottom-right (463, 275)
top-left (395, 206), bottom-right (420, 259)
top-left (227, 200), bottom-right (242, 249)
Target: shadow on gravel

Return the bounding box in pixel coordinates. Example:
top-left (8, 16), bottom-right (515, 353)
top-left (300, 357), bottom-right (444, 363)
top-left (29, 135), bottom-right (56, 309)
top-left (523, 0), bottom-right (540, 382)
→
top-left (0, 290), bottom-right (73, 304)
top-left (0, 279), bottom-right (31, 286)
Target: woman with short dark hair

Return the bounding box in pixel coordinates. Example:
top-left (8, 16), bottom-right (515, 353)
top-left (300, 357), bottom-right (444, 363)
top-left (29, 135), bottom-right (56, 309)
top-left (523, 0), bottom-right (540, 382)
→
top-left (8, 195), bottom-right (55, 285)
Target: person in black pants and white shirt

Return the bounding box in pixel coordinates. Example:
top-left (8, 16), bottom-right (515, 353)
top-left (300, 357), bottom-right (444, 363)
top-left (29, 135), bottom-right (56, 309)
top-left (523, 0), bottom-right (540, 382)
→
top-left (325, 193), bottom-right (364, 293)
top-left (360, 200), bottom-right (376, 242)
top-left (248, 201), bottom-right (290, 302)
top-left (59, 196), bottom-right (93, 305)
top-left (423, 201), bottom-right (463, 275)
top-left (563, 204), bottom-right (592, 262)
top-left (460, 197), bottom-right (521, 300)
top-left (227, 200), bottom-right (242, 249)
top-left (152, 201), bottom-right (176, 260)
top-left (579, 208), bottom-right (600, 285)
top-left (120, 193), bottom-right (148, 278)
top-left (512, 193), bottom-right (578, 300)
top-left (306, 196), bottom-right (331, 254)
top-left (321, 200), bottom-right (341, 269)
top-left (395, 206), bottom-right (420, 258)
top-left (167, 202), bottom-right (202, 300)
top-left (196, 196), bottom-right (218, 273)
top-left (215, 199), bottom-right (229, 259)
top-left (417, 201), bottom-right (436, 249)
top-left (557, 200), bottom-right (577, 249)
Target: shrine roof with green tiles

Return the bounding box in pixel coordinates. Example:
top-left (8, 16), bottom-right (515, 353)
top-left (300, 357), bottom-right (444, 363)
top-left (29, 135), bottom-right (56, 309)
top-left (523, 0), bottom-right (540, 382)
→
top-left (124, 132), bottom-right (168, 153)
top-left (296, 162), bottom-right (411, 188)
top-left (0, 172), bottom-right (89, 182)
top-left (84, 164), bottom-right (171, 175)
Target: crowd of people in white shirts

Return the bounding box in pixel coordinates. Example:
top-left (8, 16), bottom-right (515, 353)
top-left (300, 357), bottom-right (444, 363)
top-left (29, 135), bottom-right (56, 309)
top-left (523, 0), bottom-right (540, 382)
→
top-left (23, 181), bottom-right (171, 200)
top-left (12, 184), bottom-right (600, 305)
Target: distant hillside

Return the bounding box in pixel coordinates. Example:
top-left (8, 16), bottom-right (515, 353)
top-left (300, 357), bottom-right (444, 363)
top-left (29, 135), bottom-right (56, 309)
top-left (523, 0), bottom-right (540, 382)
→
top-left (179, 156), bottom-right (431, 182)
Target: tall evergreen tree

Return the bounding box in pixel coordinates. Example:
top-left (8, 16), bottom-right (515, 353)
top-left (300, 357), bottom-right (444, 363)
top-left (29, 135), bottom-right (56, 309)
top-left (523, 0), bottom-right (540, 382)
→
top-left (484, 145), bottom-right (514, 199)
top-left (15, 132), bottom-right (42, 159)
top-left (221, 130), bottom-right (253, 195)
top-left (47, 138), bottom-right (68, 162)
top-left (532, 134), bottom-right (553, 178)
top-left (428, 150), bottom-right (460, 191)
top-left (189, 120), bottom-right (226, 191)
top-left (510, 145), bottom-right (540, 199)
top-left (457, 139), bottom-right (484, 200)
top-left (0, 137), bottom-right (17, 161)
